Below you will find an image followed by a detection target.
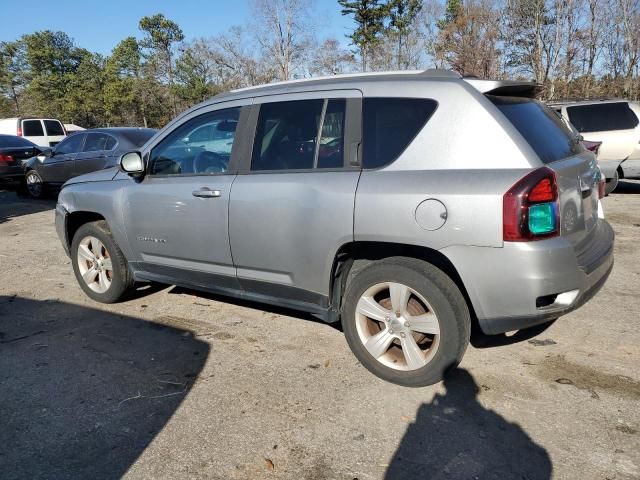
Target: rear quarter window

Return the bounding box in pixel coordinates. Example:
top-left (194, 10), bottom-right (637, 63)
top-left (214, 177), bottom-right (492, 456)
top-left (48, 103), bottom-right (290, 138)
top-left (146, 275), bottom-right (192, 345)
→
top-left (567, 102), bottom-right (639, 132)
top-left (362, 98), bottom-right (438, 169)
top-left (490, 96), bottom-right (583, 164)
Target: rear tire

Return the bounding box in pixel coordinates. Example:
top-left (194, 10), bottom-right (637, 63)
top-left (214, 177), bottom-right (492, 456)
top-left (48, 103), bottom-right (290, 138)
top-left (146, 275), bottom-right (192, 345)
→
top-left (341, 257), bottom-right (470, 387)
top-left (71, 221), bottom-right (132, 303)
top-left (604, 170), bottom-right (619, 196)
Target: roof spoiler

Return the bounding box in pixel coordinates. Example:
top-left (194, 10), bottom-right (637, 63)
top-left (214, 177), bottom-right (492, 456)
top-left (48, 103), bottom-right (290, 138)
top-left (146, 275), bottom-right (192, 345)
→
top-left (464, 78), bottom-right (541, 98)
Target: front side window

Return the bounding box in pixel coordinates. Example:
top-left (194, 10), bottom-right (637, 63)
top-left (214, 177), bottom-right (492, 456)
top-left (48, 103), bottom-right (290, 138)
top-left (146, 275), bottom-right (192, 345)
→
top-left (23, 120), bottom-right (44, 137)
top-left (150, 107), bottom-right (240, 176)
top-left (362, 98), bottom-right (438, 169)
top-left (83, 133), bottom-right (109, 152)
top-left (567, 102), bottom-right (639, 133)
top-left (55, 133), bottom-right (85, 154)
top-left (44, 120), bottom-right (65, 136)
top-left (251, 99), bottom-right (346, 171)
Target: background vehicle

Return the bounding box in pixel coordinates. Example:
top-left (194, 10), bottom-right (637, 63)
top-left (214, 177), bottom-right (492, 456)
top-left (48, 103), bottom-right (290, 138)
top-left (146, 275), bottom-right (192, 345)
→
top-left (55, 71), bottom-right (614, 387)
top-left (0, 117), bottom-right (67, 147)
top-left (23, 127), bottom-right (156, 198)
top-left (550, 100), bottom-right (640, 193)
top-left (0, 134), bottom-right (42, 188)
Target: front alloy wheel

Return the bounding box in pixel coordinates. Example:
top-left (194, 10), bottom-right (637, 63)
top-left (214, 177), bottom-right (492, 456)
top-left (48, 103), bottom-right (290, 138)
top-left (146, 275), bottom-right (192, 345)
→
top-left (25, 171), bottom-right (44, 198)
top-left (77, 236), bottom-right (113, 293)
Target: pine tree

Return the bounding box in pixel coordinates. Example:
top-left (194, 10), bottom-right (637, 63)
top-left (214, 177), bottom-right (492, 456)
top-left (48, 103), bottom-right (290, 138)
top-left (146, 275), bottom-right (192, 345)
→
top-left (338, 0), bottom-right (388, 70)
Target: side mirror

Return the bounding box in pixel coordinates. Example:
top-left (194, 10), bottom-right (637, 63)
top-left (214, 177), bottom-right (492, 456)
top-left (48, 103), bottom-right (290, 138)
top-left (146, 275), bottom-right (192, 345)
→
top-left (119, 151), bottom-right (145, 176)
top-left (37, 148), bottom-right (53, 162)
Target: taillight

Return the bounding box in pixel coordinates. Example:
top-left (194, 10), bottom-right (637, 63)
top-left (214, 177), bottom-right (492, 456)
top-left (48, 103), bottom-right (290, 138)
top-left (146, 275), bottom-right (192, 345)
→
top-left (0, 153), bottom-right (14, 165)
top-left (17, 127), bottom-right (22, 137)
top-left (503, 167), bottom-right (559, 241)
top-left (598, 172), bottom-right (606, 199)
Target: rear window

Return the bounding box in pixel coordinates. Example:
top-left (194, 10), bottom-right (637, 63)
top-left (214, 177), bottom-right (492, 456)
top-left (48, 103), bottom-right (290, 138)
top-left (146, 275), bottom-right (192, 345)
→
top-left (567, 102), bottom-right (639, 132)
top-left (43, 120), bottom-right (65, 136)
top-left (490, 96), bottom-right (582, 164)
top-left (362, 98), bottom-right (437, 169)
top-left (122, 129), bottom-right (156, 147)
top-left (22, 120), bottom-right (44, 137)
top-left (0, 135), bottom-right (36, 148)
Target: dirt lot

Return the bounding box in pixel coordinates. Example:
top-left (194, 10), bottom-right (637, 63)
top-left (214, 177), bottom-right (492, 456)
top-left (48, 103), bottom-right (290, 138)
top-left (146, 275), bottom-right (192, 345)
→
top-left (1, 182), bottom-right (639, 480)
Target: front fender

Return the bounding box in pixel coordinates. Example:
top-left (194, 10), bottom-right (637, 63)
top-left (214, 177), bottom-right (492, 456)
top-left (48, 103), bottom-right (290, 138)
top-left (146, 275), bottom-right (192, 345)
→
top-left (56, 180), bottom-right (135, 262)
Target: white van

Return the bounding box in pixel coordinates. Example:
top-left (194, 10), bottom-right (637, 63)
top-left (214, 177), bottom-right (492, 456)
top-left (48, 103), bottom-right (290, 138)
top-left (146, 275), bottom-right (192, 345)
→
top-left (550, 100), bottom-right (640, 193)
top-left (0, 118), bottom-right (67, 147)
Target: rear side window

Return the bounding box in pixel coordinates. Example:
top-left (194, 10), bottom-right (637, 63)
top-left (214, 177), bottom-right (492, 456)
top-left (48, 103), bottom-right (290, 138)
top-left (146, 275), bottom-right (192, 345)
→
top-left (22, 120), bottom-right (44, 137)
top-left (43, 120), bottom-right (65, 136)
top-left (490, 96), bottom-right (582, 164)
top-left (105, 135), bottom-right (117, 150)
top-left (567, 102), bottom-right (639, 132)
top-left (251, 99), bottom-right (347, 171)
top-left (83, 133), bottom-right (109, 152)
top-left (362, 98), bottom-right (437, 169)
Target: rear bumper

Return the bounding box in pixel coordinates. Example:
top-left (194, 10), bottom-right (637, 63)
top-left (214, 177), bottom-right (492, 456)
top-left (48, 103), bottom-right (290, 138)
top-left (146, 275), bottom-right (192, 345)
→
top-left (441, 219), bottom-right (614, 334)
top-left (55, 203), bottom-right (70, 256)
top-left (0, 166), bottom-right (24, 184)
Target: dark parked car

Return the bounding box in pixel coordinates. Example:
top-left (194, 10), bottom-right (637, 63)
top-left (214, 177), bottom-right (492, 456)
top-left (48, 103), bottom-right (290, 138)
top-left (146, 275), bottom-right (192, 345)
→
top-left (23, 128), bottom-right (157, 198)
top-left (0, 134), bottom-right (43, 188)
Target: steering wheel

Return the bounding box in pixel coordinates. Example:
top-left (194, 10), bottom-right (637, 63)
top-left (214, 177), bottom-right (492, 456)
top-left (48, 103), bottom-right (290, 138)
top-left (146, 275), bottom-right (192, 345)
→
top-left (193, 150), bottom-right (227, 174)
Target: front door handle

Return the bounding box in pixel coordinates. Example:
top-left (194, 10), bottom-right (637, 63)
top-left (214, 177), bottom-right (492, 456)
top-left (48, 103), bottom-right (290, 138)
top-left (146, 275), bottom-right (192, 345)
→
top-left (192, 188), bottom-right (221, 198)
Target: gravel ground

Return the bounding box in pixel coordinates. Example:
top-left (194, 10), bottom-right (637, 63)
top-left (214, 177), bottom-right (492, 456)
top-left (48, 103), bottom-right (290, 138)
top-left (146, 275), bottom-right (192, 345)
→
top-left (0, 182), bottom-right (639, 480)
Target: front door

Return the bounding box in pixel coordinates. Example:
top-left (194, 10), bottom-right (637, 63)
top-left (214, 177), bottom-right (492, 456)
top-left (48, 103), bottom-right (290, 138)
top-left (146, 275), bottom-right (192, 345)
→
top-left (39, 133), bottom-right (85, 184)
top-left (123, 104), bottom-right (246, 290)
top-left (229, 92), bottom-right (362, 307)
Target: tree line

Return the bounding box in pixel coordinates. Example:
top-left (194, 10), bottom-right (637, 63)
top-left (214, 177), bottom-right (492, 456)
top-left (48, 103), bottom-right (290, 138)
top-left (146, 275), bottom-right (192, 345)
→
top-left (1, 0), bottom-right (639, 129)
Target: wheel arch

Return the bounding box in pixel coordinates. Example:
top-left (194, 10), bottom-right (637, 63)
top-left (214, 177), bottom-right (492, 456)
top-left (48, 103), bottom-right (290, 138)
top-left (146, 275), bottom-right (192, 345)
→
top-left (65, 211), bottom-right (107, 249)
top-left (328, 241), bottom-right (478, 325)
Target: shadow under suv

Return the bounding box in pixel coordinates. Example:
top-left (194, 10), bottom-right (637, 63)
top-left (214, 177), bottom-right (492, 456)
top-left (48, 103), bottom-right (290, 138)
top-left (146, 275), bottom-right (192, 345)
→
top-left (55, 70), bottom-right (614, 387)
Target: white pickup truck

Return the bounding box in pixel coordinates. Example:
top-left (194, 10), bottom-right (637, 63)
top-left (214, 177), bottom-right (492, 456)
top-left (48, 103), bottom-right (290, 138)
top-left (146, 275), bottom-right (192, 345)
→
top-left (550, 100), bottom-right (640, 194)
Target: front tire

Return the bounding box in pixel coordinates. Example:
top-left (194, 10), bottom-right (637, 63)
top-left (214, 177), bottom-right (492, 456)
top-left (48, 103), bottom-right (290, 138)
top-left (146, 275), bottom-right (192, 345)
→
top-left (71, 221), bottom-right (132, 303)
top-left (25, 170), bottom-right (45, 199)
top-left (341, 257), bottom-right (470, 387)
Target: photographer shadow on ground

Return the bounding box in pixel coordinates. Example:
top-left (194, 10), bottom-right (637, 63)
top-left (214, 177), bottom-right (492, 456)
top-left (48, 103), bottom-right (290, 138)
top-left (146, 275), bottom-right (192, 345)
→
top-left (0, 295), bottom-right (209, 480)
top-left (385, 368), bottom-right (552, 480)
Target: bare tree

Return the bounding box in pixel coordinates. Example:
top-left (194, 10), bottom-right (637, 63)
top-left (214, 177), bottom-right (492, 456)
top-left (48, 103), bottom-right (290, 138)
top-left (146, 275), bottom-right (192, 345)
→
top-left (310, 38), bottom-right (356, 75)
top-left (251, 0), bottom-right (314, 80)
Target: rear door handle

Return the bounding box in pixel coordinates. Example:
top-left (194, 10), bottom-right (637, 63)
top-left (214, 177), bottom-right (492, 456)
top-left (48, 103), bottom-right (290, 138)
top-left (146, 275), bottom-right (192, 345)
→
top-left (192, 188), bottom-right (221, 198)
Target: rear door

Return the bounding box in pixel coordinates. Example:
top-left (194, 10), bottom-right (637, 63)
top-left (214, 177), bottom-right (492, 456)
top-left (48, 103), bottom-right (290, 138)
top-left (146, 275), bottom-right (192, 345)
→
top-left (21, 120), bottom-right (47, 147)
top-left (43, 119), bottom-right (66, 146)
top-left (491, 96), bottom-right (600, 247)
top-left (73, 132), bottom-right (110, 178)
top-left (228, 91), bottom-right (362, 307)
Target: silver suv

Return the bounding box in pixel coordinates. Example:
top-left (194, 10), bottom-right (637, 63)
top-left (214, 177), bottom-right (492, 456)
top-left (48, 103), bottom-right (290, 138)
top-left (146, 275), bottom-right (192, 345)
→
top-left (55, 70), bottom-right (614, 387)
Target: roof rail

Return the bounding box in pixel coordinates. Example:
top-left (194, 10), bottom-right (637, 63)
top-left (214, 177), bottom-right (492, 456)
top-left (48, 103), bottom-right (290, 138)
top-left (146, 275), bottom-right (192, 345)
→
top-left (230, 69), bottom-right (462, 94)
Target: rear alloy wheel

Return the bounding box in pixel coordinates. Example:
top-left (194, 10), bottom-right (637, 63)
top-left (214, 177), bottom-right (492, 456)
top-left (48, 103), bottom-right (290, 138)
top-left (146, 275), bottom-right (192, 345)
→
top-left (71, 221), bottom-right (132, 303)
top-left (25, 170), bottom-right (44, 199)
top-left (342, 257), bottom-right (470, 387)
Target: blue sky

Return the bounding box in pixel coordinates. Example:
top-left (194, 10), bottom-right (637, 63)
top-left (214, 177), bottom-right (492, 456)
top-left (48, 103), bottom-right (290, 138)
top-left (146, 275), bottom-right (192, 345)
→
top-left (0, 0), bottom-right (355, 54)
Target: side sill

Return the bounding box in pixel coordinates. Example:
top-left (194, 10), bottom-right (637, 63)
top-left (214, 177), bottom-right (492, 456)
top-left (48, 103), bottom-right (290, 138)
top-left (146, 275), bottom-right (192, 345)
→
top-left (131, 268), bottom-right (333, 323)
